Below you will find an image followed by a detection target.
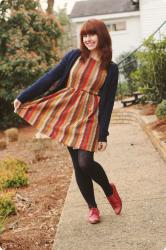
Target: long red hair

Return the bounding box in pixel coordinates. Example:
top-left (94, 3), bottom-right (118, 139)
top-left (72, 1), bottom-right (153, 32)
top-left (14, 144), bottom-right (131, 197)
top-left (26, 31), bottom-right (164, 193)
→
top-left (80, 19), bottom-right (112, 70)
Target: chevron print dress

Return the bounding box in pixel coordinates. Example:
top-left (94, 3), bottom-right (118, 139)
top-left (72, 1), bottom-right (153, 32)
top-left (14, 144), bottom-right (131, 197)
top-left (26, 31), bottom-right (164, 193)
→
top-left (16, 56), bottom-right (107, 152)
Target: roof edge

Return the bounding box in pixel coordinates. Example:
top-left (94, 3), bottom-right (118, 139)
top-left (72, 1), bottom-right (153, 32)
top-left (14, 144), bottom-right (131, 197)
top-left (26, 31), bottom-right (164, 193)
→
top-left (70, 11), bottom-right (140, 22)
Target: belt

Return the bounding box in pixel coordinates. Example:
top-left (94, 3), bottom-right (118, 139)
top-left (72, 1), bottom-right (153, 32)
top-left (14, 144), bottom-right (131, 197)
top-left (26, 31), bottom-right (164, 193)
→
top-left (68, 87), bottom-right (99, 96)
top-left (81, 89), bottom-right (99, 96)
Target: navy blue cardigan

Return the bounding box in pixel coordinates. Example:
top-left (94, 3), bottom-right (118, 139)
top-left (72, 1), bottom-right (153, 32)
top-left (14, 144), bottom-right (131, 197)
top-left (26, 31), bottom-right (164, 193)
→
top-left (16, 49), bottom-right (119, 142)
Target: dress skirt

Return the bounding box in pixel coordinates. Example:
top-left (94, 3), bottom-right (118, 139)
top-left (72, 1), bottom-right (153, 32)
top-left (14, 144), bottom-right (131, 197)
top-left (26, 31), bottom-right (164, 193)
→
top-left (16, 56), bottom-right (107, 152)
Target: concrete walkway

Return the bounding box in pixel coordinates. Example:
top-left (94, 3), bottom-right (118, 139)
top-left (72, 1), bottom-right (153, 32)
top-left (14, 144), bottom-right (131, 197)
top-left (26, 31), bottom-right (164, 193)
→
top-left (53, 119), bottom-right (166, 249)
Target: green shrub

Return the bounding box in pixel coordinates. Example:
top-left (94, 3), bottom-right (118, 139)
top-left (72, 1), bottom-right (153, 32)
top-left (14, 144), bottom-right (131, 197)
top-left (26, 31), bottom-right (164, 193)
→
top-left (0, 193), bottom-right (16, 217)
top-left (0, 158), bottom-right (29, 233)
top-left (118, 34), bottom-right (166, 103)
top-left (0, 158), bottom-right (29, 189)
top-left (0, 191), bottom-right (16, 234)
top-left (155, 99), bottom-right (166, 119)
top-left (0, 0), bottom-right (62, 129)
top-left (117, 81), bottom-right (131, 98)
top-left (131, 36), bottom-right (166, 103)
top-left (1, 158), bottom-right (29, 173)
top-left (117, 51), bottom-right (138, 95)
top-left (4, 171), bottom-right (28, 188)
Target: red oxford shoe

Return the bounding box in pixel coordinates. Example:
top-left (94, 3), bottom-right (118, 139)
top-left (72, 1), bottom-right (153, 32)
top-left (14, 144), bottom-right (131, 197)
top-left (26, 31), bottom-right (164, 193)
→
top-left (107, 183), bottom-right (122, 215)
top-left (88, 207), bottom-right (100, 224)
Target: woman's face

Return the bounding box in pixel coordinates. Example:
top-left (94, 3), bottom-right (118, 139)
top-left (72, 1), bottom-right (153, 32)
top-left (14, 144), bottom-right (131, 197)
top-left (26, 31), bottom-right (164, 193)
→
top-left (82, 33), bottom-right (98, 51)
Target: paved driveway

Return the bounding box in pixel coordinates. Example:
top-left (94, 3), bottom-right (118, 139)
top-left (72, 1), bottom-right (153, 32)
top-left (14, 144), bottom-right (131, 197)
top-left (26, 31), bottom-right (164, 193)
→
top-left (53, 122), bottom-right (166, 250)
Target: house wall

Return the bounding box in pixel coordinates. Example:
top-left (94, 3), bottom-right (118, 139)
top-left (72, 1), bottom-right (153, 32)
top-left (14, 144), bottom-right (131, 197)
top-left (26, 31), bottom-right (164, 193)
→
top-left (140, 0), bottom-right (166, 38)
top-left (109, 16), bottom-right (141, 60)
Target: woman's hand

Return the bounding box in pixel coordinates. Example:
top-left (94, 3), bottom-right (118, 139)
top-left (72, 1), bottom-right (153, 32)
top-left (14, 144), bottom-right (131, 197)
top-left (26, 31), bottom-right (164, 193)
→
top-left (98, 141), bottom-right (107, 151)
top-left (14, 99), bottom-right (22, 112)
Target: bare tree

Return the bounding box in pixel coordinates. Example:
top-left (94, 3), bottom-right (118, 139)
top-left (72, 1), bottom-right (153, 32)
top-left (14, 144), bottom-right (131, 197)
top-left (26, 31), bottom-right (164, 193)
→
top-left (47, 0), bottom-right (54, 14)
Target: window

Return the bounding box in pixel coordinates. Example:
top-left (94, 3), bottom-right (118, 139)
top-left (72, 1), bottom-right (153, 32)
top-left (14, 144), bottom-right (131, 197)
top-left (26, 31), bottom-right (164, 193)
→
top-left (106, 21), bottom-right (126, 32)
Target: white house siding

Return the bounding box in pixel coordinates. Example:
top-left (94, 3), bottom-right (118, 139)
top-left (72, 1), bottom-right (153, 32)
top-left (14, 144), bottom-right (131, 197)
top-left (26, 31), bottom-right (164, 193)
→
top-left (140, 0), bottom-right (166, 38)
top-left (71, 12), bottom-right (142, 61)
top-left (110, 16), bottom-right (142, 60)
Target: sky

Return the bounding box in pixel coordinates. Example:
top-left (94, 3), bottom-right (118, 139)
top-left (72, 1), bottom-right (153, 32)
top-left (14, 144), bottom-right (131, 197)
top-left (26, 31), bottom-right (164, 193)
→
top-left (40, 0), bottom-right (82, 14)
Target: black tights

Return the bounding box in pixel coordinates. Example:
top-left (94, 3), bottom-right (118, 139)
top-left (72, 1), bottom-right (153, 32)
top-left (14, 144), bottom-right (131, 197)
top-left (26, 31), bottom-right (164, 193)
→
top-left (67, 146), bottom-right (113, 208)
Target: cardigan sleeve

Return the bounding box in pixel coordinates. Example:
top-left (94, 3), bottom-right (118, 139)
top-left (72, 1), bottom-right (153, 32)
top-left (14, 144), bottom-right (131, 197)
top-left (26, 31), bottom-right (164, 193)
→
top-left (16, 50), bottom-right (73, 103)
top-left (98, 64), bottom-right (119, 142)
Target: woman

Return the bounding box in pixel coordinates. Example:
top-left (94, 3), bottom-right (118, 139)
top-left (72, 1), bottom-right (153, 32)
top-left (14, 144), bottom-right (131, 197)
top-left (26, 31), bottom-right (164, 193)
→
top-left (14, 19), bottom-right (122, 224)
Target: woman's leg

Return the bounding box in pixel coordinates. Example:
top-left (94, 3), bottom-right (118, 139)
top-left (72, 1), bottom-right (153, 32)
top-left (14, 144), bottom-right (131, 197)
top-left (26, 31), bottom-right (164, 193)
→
top-left (67, 146), bottom-right (97, 208)
top-left (77, 149), bottom-right (113, 197)
top-left (77, 149), bottom-right (122, 215)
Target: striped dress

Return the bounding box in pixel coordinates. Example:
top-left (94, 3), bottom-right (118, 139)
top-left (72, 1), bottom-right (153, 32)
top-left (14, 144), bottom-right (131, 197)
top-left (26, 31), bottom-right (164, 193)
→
top-left (16, 56), bottom-right (107, 152)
